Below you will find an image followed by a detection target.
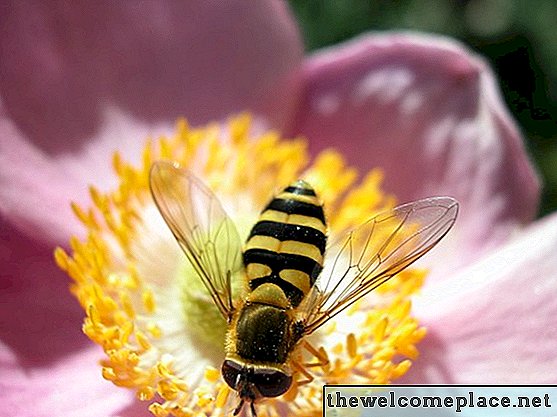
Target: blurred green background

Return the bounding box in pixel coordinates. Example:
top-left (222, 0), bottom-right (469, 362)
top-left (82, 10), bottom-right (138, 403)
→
top-left (288, 0), bottom-right (557, 217)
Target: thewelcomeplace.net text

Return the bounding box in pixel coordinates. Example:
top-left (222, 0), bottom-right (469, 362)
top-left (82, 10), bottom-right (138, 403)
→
top-left (326, 389), bottom-right (552, 413)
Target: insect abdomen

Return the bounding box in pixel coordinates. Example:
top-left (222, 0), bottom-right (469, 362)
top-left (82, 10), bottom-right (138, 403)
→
top-left (243, 180), bottom-right (327, 307)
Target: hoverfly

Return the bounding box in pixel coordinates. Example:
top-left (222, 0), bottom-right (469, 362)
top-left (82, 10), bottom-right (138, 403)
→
top-left (149, 161), bottom-right (458, 416)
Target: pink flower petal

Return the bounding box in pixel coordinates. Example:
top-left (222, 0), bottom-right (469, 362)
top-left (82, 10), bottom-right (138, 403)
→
top-left (0, 0), bottom-right (302, 150)
top-left (0, 0), bottom-right (303, 243)
top-left (0, 222), bottom-right (87, 366)
top-left (1, 223), bottom-right (148, 415)
top-left (290, 33), bottom-right (540, 279)
top-left (0, 346), bottom-right (149, 417)
top-left (402, 212), bottom-right (557, 383)
top-left (0, 113), bottom-right (87, 243)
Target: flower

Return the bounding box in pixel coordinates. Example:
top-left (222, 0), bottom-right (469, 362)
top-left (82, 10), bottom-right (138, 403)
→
top-left (0, 2), bottom-right (554, 417)
top-left (54, 115), bottom-right (432, 416)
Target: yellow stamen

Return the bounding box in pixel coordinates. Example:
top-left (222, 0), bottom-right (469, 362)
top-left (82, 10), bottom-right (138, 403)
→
top-left (55, 114), bottom-right (427, 417)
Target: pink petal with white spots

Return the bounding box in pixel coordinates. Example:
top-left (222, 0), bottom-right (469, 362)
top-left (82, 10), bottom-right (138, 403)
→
top-left (290, 33), bottom-right (540, 280)
top-left (1, 108), bottom-right (87, 242)
top-left (0, 0), bottom-right (303, 244)
top-left (403, 212), bottom-right (557, 383)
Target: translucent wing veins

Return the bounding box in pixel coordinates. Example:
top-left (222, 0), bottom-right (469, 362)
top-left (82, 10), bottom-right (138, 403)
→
top-left (149, 161), bottom-right (243, 319)
top-left (301, 197), bottom-right (458, 334)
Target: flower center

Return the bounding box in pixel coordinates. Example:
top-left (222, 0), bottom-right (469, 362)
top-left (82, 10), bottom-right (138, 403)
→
top-left (55, 114), bottom-right (427, 417)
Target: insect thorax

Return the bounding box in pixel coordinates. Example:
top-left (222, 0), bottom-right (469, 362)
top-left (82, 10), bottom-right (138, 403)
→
top-left (234, 303), bottom-right (293, 363)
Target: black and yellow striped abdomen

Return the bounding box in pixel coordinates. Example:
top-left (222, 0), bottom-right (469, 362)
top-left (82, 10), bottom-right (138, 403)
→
top-left (243, 180), bottom-right (327, 308)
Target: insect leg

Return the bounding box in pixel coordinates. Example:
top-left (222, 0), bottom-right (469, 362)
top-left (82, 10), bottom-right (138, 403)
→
top-left (291, 360), bottom-right (315, 386)
top-left (233, 399), bottom-right (244, 415)
top-left (301, 340), bottom-right (330, 368)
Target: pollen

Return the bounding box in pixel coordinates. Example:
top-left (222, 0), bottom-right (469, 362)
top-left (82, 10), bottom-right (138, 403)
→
top-left (55, 114), bottom-right (427, 417)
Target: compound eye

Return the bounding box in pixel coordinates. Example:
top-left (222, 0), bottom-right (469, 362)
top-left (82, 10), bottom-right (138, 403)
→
top-left (222, 360), bottom-right (243, 390)
top-left (252, 369), bottom-right (292, 398)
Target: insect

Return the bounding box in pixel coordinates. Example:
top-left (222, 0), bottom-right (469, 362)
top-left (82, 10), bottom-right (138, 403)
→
top-left (149, 161), bottom-right (458, 416)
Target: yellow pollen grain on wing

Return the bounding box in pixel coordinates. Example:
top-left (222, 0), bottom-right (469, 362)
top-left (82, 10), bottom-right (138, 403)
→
top-left (54, 114), bottom-right (429, 417)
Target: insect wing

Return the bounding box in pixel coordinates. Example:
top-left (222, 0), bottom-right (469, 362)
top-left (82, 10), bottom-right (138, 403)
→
top-left (149, 161), bottom-right (243, 319)
top-left (302, 197), bottom-right (458, 334)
